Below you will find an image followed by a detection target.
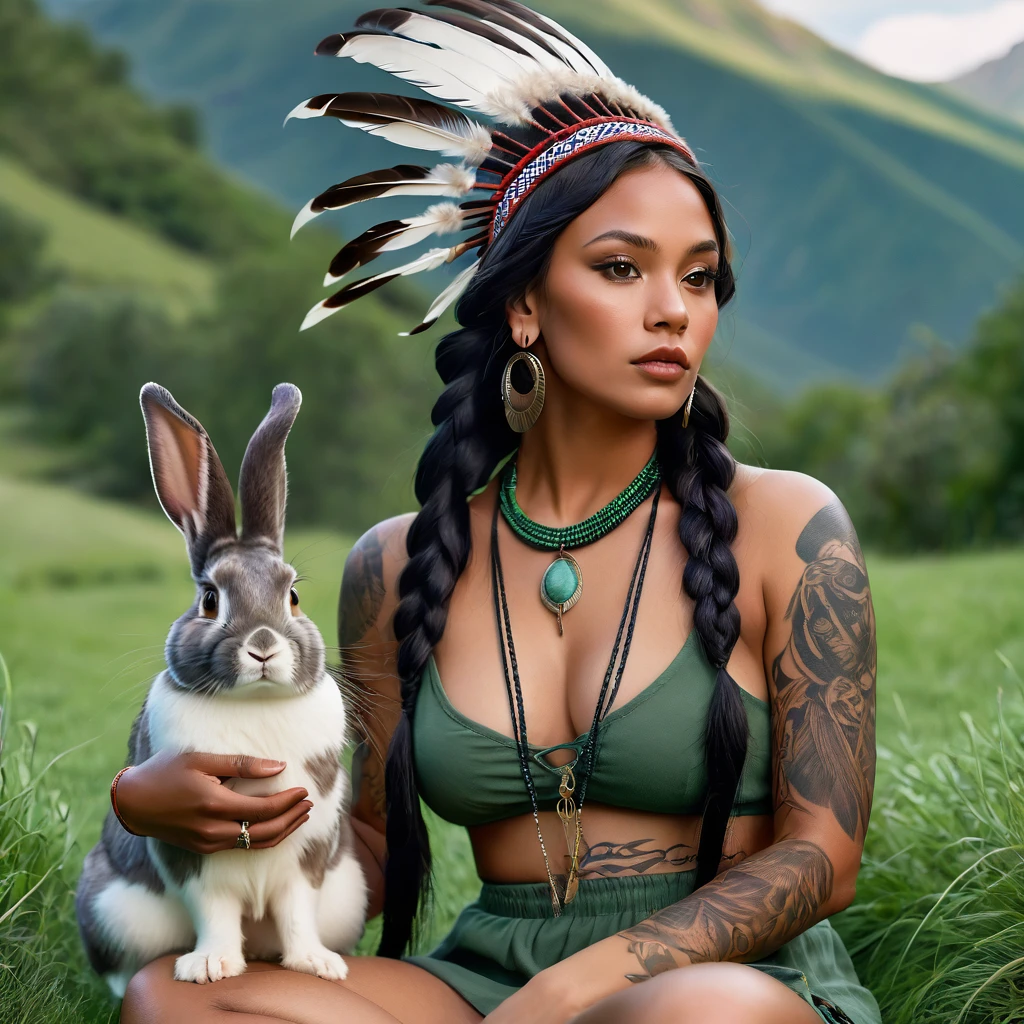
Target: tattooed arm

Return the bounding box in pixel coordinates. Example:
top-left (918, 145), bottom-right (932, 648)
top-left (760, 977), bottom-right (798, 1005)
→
top-left (337, 514), bottom-right (413, 920)
top-left (614, 484), bottom-right (875, 978)
top-left (509, 476), bottom-right (876, 1015)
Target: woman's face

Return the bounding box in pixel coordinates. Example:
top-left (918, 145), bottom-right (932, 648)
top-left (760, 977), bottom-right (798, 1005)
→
top-left (507, 159), bottom-right (721, 422)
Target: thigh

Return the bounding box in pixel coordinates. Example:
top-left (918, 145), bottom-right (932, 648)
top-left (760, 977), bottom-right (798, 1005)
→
top-left (570, 962), bottom-right (824, 1024)
top-left (121, 954), bottom-right (483, 1024)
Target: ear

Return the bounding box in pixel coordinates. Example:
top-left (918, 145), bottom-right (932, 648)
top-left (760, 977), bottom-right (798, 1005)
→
top-left (140, 383), bottom-right (237, 575)
top-left (505, 289), bottom-right (540, 350)
top-left (238, 383), bottom-right (302, 553)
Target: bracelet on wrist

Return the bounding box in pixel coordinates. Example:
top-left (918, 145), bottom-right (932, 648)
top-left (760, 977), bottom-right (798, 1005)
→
top-left (110, 765), bottom-right (141, 836)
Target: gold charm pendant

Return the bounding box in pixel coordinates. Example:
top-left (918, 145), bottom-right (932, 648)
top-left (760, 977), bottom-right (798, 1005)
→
top-left (557, 764), bottom-right (582, 904)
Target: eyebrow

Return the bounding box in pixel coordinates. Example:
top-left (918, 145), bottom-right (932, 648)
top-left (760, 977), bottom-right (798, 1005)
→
top-left (583, 230), bottom-right (719, 256)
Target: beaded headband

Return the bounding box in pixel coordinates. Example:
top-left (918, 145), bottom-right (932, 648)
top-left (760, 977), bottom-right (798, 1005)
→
top-left (287, 0), bottom-right (699, 335)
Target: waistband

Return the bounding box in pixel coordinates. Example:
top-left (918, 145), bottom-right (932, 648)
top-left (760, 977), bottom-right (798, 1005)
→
top-left (476, 869), bottom-right (698, 919)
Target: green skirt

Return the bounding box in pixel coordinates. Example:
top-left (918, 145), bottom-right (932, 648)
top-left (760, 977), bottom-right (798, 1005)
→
top-left (405, 871), bottom-right (881, 1023)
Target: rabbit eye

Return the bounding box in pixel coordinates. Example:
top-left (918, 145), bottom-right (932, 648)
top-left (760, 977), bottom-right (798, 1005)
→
top-left (201, 589), bottom-right (218, 617)
top-left (289, 588), bottom-right (300, 614)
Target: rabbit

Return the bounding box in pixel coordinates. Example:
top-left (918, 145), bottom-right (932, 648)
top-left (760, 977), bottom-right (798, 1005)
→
top-left (75, 382), bottom-right (367, 996)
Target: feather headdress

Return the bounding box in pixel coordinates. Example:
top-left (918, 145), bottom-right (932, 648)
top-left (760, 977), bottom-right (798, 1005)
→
top-left (288, 0), bottom-right (698, 334)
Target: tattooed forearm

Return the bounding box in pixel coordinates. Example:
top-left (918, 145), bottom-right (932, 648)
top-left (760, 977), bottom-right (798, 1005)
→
top-left (772, 501), bottom-right (876, 841)
top-left (618, 838), bottom-right (833, 980)
top-left (338, 527), bottom-right (387, 651)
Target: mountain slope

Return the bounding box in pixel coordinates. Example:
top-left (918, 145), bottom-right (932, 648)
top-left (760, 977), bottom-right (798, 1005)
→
top-left (947, 40), bottom-right (1024, 126)
top-left (43, 0), bottom-right (1024, 386)
top-left (0, 154), bottom-right (213, 317)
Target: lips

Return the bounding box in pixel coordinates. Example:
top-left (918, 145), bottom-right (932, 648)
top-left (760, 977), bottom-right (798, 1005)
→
top-left (632, 345), bottom-right (690, 368)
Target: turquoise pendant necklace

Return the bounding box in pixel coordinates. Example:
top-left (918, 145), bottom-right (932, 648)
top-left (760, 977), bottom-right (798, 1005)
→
top-left (498, 451), bottom-right (661, 635)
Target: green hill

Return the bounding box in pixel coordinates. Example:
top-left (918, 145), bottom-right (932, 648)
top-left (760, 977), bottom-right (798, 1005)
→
top-left (0, 0), bottom-right (445, 537)
top-left (43, 0), bottom-right (1024, 387)
top-left (0, 154), bottom-right (213, 317)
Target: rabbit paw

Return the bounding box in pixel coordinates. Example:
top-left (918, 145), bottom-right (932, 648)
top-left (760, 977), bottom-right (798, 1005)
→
top-left (282, 946), bottom-right (348, 981)
top-left (174, 949), bottom-right (247, 984)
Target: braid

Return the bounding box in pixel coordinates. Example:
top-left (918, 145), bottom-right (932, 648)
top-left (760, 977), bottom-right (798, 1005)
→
top-left (657, 375), bottom-right (748, 888)
top-left (379, 324), bottom-right (516, 957)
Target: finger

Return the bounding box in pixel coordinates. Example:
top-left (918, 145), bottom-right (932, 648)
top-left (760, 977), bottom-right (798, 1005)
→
top-left (250, 813), bottom-right (310, 850)
top-left (215, 787), bottom-right (310, 824)
top-left (246, 800), bottom-right (314, 844)
top-left (189, 753), bottom-right (287, 779)
top-left (189, 818), bottom-right (253, 852)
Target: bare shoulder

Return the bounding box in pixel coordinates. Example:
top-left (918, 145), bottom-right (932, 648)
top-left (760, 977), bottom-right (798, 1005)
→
top-left (730, 464), bottom-right (864, 571)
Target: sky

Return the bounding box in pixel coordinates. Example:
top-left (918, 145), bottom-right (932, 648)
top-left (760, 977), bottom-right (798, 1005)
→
top-left (760, 0), bottom-right (1024, 81)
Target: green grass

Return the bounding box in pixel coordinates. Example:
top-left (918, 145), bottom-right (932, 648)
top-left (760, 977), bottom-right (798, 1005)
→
top-left (0, 154), bottom-right (213, 319)
top-left (3, 470), bottom-right (1024, 1018)
top-left (835, 659), bottom-right (1024, 1021)
top-left (0, 654), bottom-right (117, 1023)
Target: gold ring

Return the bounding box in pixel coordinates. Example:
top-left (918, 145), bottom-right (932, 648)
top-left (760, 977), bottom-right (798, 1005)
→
top-left (235, 821), bottom-right (251, 849)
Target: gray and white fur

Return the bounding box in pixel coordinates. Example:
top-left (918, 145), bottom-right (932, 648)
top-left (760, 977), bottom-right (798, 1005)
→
top-left (75, 382), bottom-right (367, 995)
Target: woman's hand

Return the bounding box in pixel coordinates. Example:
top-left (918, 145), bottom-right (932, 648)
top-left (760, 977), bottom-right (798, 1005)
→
top-left (114, 750), bottom-right (313, 852)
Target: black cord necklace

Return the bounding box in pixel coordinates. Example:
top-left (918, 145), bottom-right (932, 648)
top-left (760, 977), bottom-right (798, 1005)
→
top-left (490, 483), bottom-right (661, 915)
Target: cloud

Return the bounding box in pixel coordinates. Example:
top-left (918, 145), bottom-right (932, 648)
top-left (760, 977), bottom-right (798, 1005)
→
top-left (855, 1), bottom-right (1024, 81)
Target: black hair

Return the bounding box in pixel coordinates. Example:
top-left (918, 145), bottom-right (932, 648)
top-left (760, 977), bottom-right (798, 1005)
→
top-left (379, 140), bottom-right (746, 956)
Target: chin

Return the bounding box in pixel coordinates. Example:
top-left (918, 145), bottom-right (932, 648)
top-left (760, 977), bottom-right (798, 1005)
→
top-left (614, 393), bottom-right (688, 424)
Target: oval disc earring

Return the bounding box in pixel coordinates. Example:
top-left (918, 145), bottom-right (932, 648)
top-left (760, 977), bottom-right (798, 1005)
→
top-left (503, 349), bottom-right (546, 433)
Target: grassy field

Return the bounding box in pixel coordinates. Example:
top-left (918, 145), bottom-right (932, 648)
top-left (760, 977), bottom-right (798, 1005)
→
top-left (2, 471), bottom-right (1023, 1019)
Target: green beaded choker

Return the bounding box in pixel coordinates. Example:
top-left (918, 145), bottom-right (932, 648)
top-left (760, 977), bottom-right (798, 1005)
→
top-left (498, 451), bottom-right (661, 635)
top-left (499, 451), bottom-right (661, 551)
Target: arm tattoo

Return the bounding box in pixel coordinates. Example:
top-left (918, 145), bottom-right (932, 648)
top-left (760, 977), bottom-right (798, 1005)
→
top-left (338, 528), bottom-right (386, 650)
top-left (772, 501), bottom-right (876, 841)
top-left (619, 838), bottom-right (833, 980)
top-left (351, 738), bottom-right (387, 819)
top-left (615, 502), bottom-right (866, 984)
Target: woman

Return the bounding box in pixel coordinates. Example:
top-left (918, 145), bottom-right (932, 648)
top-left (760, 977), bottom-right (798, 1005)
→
top-left (116, 3), bottom-right (880, 1021)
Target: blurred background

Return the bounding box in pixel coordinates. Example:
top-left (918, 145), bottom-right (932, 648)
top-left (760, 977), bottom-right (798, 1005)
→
top-left (2, 0), bottom-right (1024, 1020)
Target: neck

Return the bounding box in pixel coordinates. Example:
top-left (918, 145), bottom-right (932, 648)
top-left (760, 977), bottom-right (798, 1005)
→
top-left (513, 389), bottom-right (658, 527)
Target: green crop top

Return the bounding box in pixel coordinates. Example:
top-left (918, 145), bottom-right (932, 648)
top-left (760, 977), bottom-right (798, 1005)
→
top-left (412, 629), bottom-right (773, 827)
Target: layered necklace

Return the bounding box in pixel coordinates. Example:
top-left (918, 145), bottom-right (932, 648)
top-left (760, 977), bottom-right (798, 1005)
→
top-left (490, 456), bottom-right (661, 915)
top-left (498, 451), bottom-right (661, 635)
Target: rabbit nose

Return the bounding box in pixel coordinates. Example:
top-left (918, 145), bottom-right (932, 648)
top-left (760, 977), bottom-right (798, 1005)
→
top-left (247, 627), bottom-right (279, 663)
top-left (249, 627), bottom-right (276, 649)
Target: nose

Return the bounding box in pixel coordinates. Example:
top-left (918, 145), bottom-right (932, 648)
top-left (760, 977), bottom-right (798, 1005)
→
top-left (247, 627), bottom-right (280, 665)
top-left (648, 275), bottom-right (690, 333)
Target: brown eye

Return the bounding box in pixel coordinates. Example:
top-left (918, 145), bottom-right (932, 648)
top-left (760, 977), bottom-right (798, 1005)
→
top-left (201, 589), bottom-right (218, 617)
top-left (290, 588), bottom-right (300, 614)
top-left (607, 260), bottom-right (638, 279)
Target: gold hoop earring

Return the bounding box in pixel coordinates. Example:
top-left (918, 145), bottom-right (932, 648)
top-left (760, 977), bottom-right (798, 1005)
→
top-left (503, 349), bottom-right (545, 433)
top-left (682, 384), bottom-right (697, 429)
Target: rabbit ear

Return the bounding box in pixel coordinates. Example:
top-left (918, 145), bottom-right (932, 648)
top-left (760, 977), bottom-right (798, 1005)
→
top-left (140, 383), bottom-right (237, 575)
top-left (238, 383), bottom-right (302, 552)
